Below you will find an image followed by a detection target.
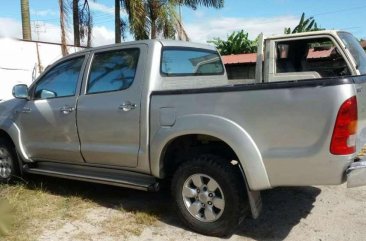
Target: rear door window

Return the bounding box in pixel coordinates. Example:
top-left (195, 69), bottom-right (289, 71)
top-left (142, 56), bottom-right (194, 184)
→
top-left (87, 48), bottom-right (140, 94)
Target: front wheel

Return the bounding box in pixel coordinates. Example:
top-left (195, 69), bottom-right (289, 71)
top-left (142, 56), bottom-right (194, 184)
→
top-left (0, 138), bottom-right (20, 183)
top-left (171, 154), bottom-right (248, 237)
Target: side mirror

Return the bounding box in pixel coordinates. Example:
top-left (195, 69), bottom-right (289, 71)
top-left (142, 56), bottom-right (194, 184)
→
top-left (12, 84), bottom-right (29, 99)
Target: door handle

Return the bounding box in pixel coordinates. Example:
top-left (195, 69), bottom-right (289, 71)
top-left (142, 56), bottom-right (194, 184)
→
top-left (60, 106), bottom-right (75, 114)
top-left (119, 102), bottom-right (137, 112)
top-left (21, 107), bottom-right (31, 113)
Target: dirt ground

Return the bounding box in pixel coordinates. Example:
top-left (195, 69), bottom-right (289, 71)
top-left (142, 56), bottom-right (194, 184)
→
top-left (2, 174), bottom-right (365, 241)
top-left (129, 185), bottom-right (366, 241)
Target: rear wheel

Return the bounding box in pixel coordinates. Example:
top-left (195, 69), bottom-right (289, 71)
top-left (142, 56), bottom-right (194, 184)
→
top-left (0, 138), bottom-right (20, 183)
top-left (171, 154), bottom-right (248, 237)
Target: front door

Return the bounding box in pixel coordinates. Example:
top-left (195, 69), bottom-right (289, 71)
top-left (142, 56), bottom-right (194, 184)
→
top-left (77, 46), bottom-right (145, 167)
top-left (15, 55), bottom-right (86, 163)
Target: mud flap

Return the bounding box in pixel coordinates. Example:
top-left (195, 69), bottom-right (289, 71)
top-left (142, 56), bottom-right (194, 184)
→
top-left (236, 161), bottom-right (262, 219)
top-left (245, 182), bottom-right (262, 219)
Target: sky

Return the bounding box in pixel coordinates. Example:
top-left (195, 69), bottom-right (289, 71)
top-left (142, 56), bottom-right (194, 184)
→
top-left (0, 0), bottom-right (365, 47)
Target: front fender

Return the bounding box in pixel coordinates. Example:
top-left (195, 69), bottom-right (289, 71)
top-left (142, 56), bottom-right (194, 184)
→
top-left (0, 98), bottom-right (31, 162)
top-left (0, 123), bottom-right (31, 162)
top-left (150, 114), bottom-right (271, 190)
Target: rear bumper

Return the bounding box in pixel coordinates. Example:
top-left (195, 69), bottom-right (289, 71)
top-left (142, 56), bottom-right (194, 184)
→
top-left (346, 160), bottom-right (366, 188)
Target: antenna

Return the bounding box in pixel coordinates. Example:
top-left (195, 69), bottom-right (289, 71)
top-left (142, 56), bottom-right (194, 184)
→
top-left (32, 21), bottom-right (46, 41)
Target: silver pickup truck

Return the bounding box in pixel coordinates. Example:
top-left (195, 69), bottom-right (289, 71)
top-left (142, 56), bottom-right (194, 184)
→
top-left (1, 30), bottom-right (366, 236)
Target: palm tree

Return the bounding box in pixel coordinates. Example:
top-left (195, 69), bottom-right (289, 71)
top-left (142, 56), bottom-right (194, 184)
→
top-left (150, 0), bottom-right (223, 39)
top-left (115, 0), bottom-right (147, 43)
top-left (115, 0), bottom-right (122, 43)
top-left (20, 0), bottom-right (32, 40)
top-left (115, 0), bottom-right (223, 42)
top-left (73, 0), bottom-right (80, 46)
top-left (285, 12), bottom-right (324, 34)
top-left (179, 0), bottom-right (224, 8)
top-left (145, 0), bottom-right (189, 40)
top-left (147, 0), bottom-right (223, 40)
top-left (72, 0), bottom-right (93, 47)
top-left (59, 0), bottom-right (69, 56)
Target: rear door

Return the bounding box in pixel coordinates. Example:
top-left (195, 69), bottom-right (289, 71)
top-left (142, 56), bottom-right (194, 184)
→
top-left (77, 45), bottom-right (146, 167)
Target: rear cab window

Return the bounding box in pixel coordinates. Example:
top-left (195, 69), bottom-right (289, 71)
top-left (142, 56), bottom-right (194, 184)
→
top-left (161, 48), bottom-right (224, 77)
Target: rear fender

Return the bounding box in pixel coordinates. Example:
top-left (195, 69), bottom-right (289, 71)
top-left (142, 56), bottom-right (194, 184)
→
top-left (150, 114), bottom-right (271, 190)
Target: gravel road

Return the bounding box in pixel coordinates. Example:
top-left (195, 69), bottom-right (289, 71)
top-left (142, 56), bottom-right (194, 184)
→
top-left (127, 184), bottom-right (366, 241)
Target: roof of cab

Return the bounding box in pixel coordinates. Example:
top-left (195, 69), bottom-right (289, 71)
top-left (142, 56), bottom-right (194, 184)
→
top-left (265, 30), bottom-right (347, 40)
top-left (69, 39), bottom-right (217, 57)
top-left (158, 39), bottom-right (217, 51)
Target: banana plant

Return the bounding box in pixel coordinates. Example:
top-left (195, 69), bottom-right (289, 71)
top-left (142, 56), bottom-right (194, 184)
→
top-left (285, 12), bottom-right (324, 34)
top-left (208, 30), bottom-right (258, 55)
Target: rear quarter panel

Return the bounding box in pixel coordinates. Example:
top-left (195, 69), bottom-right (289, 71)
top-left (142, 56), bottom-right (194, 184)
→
top-left (150, 79), bottom-right (357, 190)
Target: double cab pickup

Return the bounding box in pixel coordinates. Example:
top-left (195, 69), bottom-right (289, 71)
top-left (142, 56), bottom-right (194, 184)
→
top-left (1, 30), bottom-right (366, 236)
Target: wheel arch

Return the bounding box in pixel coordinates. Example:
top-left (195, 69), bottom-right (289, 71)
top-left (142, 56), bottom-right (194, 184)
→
top-left (0, 127), bottom-right (25, 176)
top-left (150, 114), bottom-right (271, 190)
top-left (0, 122), bottom-right (30, 162)
top-left (0, 129), bottom-right (15, 147)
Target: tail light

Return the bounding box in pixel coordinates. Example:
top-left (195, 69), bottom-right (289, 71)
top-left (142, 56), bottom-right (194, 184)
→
top-left (330, 96), bottom-right (358, 155)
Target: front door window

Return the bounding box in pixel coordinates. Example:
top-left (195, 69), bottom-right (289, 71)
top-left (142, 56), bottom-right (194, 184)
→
top-left (33, 57), bottom-right (84, 99)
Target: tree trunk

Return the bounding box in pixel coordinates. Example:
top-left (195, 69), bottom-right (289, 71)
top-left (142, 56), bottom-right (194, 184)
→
top-left (115, 0), bottom-right (121, 43)
top-left (73, 0), bottom-right (80, 47)
top-left (86, 1), bottom-right (92, 47)
top-left (59, 0), bottom-right (69, 56)
top-left (87, 17), bottom-right (92, 47)
top-left (149, 0), bottom-right (157, 39)
top-left (151, 20), bottom-right (156, 39)
top-left (20, 0), bottom-right (32, 40)
top-left (178, 5), bottom-right (182, 40)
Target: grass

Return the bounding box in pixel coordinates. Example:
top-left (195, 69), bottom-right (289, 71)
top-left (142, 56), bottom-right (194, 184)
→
top-left (101, 209), bottom-right (159, 238)
top-left (0, 177), bottom-right (161, 241)
top-left (0, 182), bottom-right (96, 241)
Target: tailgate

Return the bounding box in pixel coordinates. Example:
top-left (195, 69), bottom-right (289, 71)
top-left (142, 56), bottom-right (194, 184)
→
top-left (354, 76), bottom-right (366, 155)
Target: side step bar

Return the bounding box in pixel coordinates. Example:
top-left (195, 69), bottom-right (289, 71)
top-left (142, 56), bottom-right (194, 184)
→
top-left (23, 162), bottom-right (159, 192)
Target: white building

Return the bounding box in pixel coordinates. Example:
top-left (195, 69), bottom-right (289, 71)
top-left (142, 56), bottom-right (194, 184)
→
top-left (0, 38), bottom-right (82, 101)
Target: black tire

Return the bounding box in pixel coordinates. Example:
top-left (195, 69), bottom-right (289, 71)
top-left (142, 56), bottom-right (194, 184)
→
top-left (0, 138), bottom-right (20, 183)
top-left (171, 154), bottom-right (248, 237)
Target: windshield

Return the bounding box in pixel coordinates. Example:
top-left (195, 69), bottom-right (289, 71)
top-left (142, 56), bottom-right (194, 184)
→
top-left (338, 32), bottom-right (366, 75)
